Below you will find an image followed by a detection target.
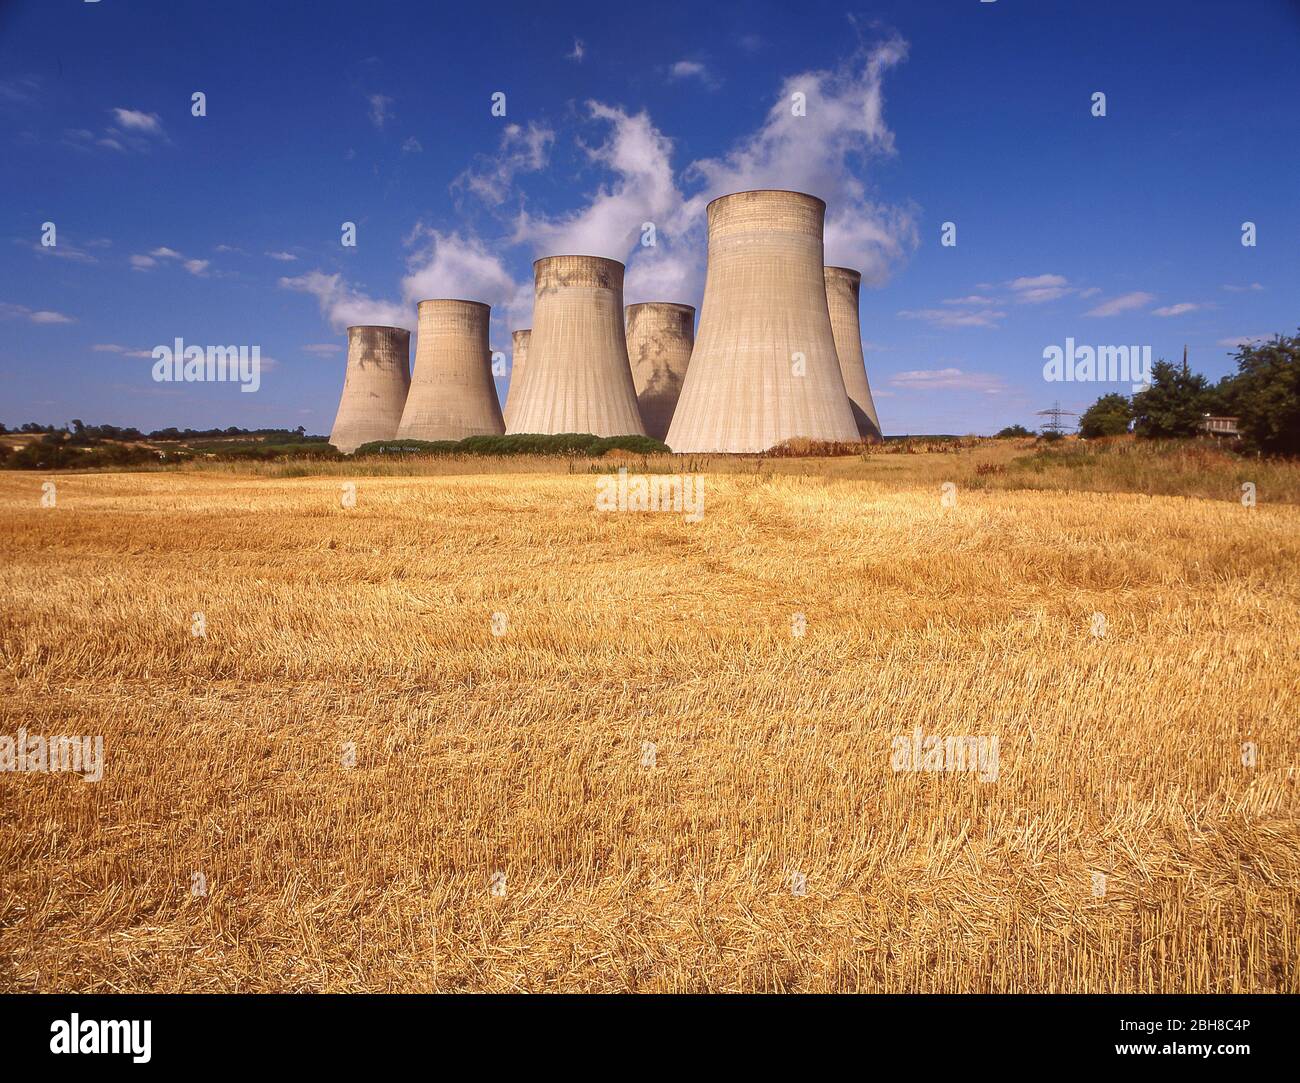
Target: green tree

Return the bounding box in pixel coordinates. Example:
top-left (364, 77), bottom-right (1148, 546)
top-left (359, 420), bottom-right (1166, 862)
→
top-left (1132, 359), bottom-right (1209, 438)
top-left (995, 424), bottom-right (1032, 437)
top-left (1217, 332), bottom-right (1299, 456)
top-left (1078, 393), bottom-right (1133, 438)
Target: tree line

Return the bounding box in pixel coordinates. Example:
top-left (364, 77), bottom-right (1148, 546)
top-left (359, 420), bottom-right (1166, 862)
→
top-left (998, 332), bottom-right (1298, 456)
top-left (0, 421), bottom-right (317, 443)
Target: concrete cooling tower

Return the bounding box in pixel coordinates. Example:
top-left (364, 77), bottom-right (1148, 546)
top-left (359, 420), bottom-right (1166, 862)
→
top-left (501, 328), bottom-right (531, 431)
top-left (824, 266), bottom-right (883, 441)
top-left (396, 300), bottom-right (505, 441)
top-left (507, 255), bottom-right (645, 437)
top-left (665, 190), bottom-right (859, 453)
top-left (329, 325), bottom-right (411, 453)
top-left (625, 302), bottom-right (695, 443)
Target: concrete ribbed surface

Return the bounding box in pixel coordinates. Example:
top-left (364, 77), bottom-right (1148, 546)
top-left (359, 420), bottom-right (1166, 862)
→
top-left (329, 326), bottom-right (411, 454)
top-left (665, 190), bottom-right (858, 453)
top-left (508, 256), bottom-right (645, 437)
top-left (501, 329), bottom-right (531, 431)
top-left (397, 300), bottom-right (504, 441)
top-left (625, 303), bottom-right (694, 443)
top-left (825, 266), bottom-right (882, 440)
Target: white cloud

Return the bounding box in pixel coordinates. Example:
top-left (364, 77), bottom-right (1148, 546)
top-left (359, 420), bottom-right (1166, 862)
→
top-left (897, 307), bottom-right (1005, 329)
top-left (265, 251), bottom-right (297, 262)
top-left (399, 34), bottom-right (913, 314)
top-left (132, 246), bottom-right (212, 276)
top-left (1222, 283), bottom-right (1264, 293)
top-left (367, 94), bottom-right (393, 129)
top-left (668, 60), bottom-right (715, 86)
top-left (688, 38), bottom-right (905, 188)
top-left (302, 343), bottom-right (343, 355)
top-left (1217, 333), bottom-right (1270, 347)
top-left (512, 103), bottom-right (679, 263)
top-left (112, 108), bottom-right (163, 134)
top-left (1009, 273), bottom-right (1066, 290)
top-left (684, 36), bottom-right (915, 285)
top-left (402, 228), bottom-right (525, 325)
top-left (282, 227), bottom-right (530, 339)
top-left (23, 237), bottom-right (98, 264)
top-left (66, 110), bottom-right (164, 154)
top-left (93, 108), bottom-right (168, 153)
top-left (0, 303), bottom-right (74, 324)
top-left (568, 39), bottom-right (586, 62)
top-left (1152, 302), bottom-right (1199, 317)
top-left (456, 122), bottom-right (554, 205)
top-left (625, 245), bottom-right (698, 308)
top-left (93, 343), bottom-right (153, 358)
top-left (942, 295), bottom-right (995, 306)
top-left (283, 35), bottom-right (915, 339)
top-left (1008, 273), bottom-right (1072, 304)
top-left (279, 271), bottom-right (413, 332)
top-left (402, 136), bottom-right (422, 153)
top-left (1085, 291), bottom-right (1156, 317)
top-left (889, 367), bottom-right (1006, 392)
top-left (0, 76), bottom-right (40, 105)
top-left (509, 36), bottom-right (915, 305)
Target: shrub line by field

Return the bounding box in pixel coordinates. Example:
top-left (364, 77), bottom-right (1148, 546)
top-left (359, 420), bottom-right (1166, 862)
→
top-left (8, 436), bottom-right (1300, 505)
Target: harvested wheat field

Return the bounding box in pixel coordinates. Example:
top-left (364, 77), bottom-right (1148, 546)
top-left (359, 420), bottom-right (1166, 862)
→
top-left (1, 460), bottom-right (1297, 992)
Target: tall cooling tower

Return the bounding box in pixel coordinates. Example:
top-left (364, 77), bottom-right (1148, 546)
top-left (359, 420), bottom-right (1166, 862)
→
top-left (824, 266), bottom-right (882, 440)
top-left (501, 328), bottom-right (531, 431)
top-left (507, 255), bottom-right (645, 437)
top-left (329, 325), bottom-right (411, 453)
top-left (397, 300), bottom-right (504, 440)
top-left (665, 190), bottom-right (858, 453)
top-left (625, 302), bottom-right (695, 442)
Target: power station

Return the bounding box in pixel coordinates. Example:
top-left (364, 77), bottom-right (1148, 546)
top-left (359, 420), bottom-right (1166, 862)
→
top-left (665, 190), bottom-right (859, 453)
top-left (501, 328), bottom-right (531, 431)
top-left (506, 255), bottom-right (645, 437)
top-left (328, 325), bottom-right (411, 454)
top-left (324, 191), bottom-right (895, 453)
top-left (396, 300), bottom-right (504, 441)
top-left (625, 302), bottom-right (694, 443)
top-left (824, 266), bottom-right (882, 440)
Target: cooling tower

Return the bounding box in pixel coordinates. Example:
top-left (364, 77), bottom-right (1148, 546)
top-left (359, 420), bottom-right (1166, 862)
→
top-left (824, 266), bottom-right (883, 440)
top-left (507, 255), bottom-right (645, 437)
top-left (665, 190), bottom-right (858, 453)
top-left (396, 300), bottom-right (505, 441)
top-left (501, 328), bottom-right (531, 431)
top-left (328, 325), bottom-right (411, 453)
top-left (625, 302), bottom-right (695, 442)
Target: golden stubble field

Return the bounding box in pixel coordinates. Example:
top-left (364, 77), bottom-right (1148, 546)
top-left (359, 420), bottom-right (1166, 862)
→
top-left (1, 455), bottom-right (1297, 992)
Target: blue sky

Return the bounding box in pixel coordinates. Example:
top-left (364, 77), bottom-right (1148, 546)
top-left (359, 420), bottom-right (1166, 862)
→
top-left (1, 0), bottom-right (1297, 436)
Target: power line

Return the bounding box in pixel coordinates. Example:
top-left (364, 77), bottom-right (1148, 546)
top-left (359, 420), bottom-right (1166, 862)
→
top-left (1035, 401), bottom-right (1079, 434)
